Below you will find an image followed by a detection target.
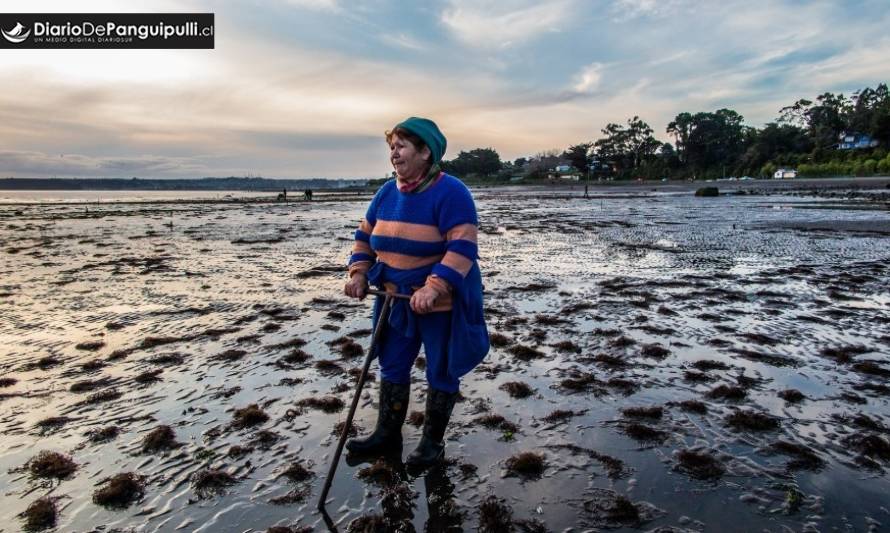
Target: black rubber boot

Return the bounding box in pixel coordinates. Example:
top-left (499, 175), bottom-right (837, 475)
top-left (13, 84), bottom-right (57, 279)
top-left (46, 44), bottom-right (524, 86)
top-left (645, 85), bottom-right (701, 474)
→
top-left (406, 387), bottom-right (458, 469)
top-left (346, 379), bottom-right (410, 455)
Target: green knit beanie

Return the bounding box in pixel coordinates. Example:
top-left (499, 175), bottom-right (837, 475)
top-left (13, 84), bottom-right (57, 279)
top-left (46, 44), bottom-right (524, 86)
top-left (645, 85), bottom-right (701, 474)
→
top-left (395, 117), bottom-right (447, 164)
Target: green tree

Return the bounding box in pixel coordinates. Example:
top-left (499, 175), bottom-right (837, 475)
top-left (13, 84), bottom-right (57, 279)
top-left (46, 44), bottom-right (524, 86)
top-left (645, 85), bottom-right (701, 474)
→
top-left (441, 148), bottom-right (503, 177)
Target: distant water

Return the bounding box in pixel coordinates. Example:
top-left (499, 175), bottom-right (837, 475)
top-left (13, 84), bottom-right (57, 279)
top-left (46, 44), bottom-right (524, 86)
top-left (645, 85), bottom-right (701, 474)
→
top-left (0, 190), bottom-right (281, 204)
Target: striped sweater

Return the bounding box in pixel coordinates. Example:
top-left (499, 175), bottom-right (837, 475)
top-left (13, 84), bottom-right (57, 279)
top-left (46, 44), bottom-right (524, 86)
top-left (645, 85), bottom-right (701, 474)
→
top-left (348, 174), bottom-right (479, 311)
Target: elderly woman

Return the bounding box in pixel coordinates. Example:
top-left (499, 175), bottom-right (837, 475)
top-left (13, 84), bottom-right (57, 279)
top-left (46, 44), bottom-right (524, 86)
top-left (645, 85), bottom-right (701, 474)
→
top-left (343, 117), bottom-right (489, 468)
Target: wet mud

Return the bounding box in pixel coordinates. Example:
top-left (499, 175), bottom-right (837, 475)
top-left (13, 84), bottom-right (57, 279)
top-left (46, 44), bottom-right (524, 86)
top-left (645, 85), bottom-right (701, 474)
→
top-left (1, 186), bottom-right (889, 530)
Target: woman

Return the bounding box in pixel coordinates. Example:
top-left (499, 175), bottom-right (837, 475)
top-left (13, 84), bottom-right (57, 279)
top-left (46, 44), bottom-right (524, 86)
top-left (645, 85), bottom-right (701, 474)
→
top-left (343, 117), bottom-right (489, 468)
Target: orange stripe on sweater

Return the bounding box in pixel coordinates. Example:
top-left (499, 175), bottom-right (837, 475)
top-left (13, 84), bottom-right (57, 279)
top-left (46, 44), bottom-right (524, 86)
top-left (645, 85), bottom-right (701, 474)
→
top-left (376, 250), bottom-right (443, 270)
top-left (359, 219), bottom-right (373, 234)
top-left (440, 250), bottom-right (473, 276)
top-left (445, 223), bottom-right (478, 242)
top-left (352, 240), bottom-right (374, 256)
top-left (374, 219), bottom-right (443, 242)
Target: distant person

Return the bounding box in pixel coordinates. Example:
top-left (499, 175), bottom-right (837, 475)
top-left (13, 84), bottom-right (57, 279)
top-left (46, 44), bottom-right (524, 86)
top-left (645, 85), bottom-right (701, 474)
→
top-left (304, 189), bottom-right (313, 201)
top-left (343, 117), bottom-right (489, 469)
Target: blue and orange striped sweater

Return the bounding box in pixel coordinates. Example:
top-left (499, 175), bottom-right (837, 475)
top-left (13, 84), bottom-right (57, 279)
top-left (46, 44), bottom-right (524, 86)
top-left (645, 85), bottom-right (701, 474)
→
top-left (347, 174), bottom-right (479, 311)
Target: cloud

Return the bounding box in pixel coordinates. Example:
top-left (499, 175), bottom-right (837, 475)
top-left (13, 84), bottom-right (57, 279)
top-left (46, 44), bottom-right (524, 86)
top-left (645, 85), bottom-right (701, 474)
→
top-left (282, 0), bottom-right (339, 11)
top-left (440, 0), bottom-right (574, 49)
top-left (0, 150), bottom-right (215, 178)
top-left (610, 0), bottom-right (689, 20)
top-left (0, 0), bottom-right (888, 177)
top-left (573, 62), bottom-right (604, 93)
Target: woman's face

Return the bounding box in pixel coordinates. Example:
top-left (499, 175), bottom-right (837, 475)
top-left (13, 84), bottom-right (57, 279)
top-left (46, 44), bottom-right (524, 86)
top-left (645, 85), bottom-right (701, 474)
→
top-left (389, 134), bottom-right (430, 180)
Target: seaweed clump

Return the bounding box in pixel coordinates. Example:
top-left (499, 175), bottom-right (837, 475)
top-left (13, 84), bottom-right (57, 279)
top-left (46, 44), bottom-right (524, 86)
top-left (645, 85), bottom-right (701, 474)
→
top-left (473, 413), bottom-right (520, 433)
top-left (191, 468), bottom-right (237, 498)
top-left (346, 514), bottom-right (389, 533)
top-left (842, 433), bottom-right (890, 465)
top-left (725, 410), bottom-right (780, 431)
top-left (86, 426), bottom-right (120, 443)
top-left (231, 404), bottom-right (269, 429)
top-left (508, 344), bottom-right (545, 361)
top-left (778, 389), bottom-right (806, 403)
top-left (582, 489), bottom-right (646, 528)
top-left (676, 400), bottom-right (708, 414)
top-left (296, 396), bottom-right (345, 413)
top-left (27, 451), bottom-right (77, 479)
top-left (478, 495), bottom-right (514, 532)
top-left (676, 449), bottom-right (725, 480)
top-left (504, 451), bottom-right (546, 480)
top-left (500, 381), bottom-right (534, 399)
top-left (0, 377), bottom-right (18, 387)
top-left (489, 333), bottom-right (513, 347)
top-left (266, 527), bottom-right (312, 533)
top-left (640, 343), bottom-right (670, 359)
top-left (622, 423), bottom-right (667, 443)
top-left (407, 410), bottom-right (425, 427)
top-left (707, 384), bottom-right (747, 401)
top-left (769, 441), bottom-right (825, 470)
top-left (141, 425), bottom-right (181, 453)
top-left (621, 406), bottom-right (663, 420)
top-left (542, 409), bottom-right (580, 423)
top-left (92, 472), bottom-right (146, 508)
top-left (280, 461), bottom-right (313, 482)
top-left (20, 497), bottom-right (58, 531)
top-left (34, 416), bottom-right (72, 435)
top-left (357, 458), bottom-right (399, 487)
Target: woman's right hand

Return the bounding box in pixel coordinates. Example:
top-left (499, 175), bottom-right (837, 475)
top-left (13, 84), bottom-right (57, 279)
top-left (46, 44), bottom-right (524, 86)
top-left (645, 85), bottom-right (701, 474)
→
top-left (344, 273), bottom-right (368, 300)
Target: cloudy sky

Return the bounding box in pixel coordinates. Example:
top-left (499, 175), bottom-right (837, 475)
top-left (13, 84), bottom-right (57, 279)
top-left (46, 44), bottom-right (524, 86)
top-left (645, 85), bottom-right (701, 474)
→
top-left (1, 0), bottom-right (888, 179)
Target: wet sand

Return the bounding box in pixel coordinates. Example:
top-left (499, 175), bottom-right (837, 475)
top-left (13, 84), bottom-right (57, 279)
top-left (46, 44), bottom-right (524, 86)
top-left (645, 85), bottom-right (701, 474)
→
top-left (1, 181), bottom-right (889, 532)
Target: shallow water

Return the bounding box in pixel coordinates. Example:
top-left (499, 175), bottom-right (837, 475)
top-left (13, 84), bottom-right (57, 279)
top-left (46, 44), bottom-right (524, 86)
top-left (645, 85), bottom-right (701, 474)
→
top-left (1, 188), bottom-right (889, 532)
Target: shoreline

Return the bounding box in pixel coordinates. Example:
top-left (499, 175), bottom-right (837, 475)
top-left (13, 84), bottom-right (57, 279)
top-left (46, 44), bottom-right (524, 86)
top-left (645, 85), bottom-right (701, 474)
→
top-left (1, 176), bottom-right (888, 208)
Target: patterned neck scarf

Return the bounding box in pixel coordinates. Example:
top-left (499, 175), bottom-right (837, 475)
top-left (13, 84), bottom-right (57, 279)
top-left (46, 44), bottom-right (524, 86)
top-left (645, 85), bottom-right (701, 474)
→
top-left (397, 164), bottom-right (441, 194)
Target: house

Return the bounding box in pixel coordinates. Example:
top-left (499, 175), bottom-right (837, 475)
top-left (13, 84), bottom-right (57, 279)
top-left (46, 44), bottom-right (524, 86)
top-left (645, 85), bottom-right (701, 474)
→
top-left (554, 164), bottom-right (572, 173)
top-left (773, 168), bottom-right (797, 179)
top-left (837, 132), bottom-right (879, 150)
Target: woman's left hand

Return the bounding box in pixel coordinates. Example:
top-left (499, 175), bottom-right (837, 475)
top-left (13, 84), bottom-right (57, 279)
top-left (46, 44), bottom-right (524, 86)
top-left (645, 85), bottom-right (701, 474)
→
top-left (410, 285), bottom-right (439, 314)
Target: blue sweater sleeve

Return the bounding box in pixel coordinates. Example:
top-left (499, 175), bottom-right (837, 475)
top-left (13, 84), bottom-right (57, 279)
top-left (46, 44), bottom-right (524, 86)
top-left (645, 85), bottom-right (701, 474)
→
top-left (347, 180), bottom-right (393, 274)
top-left (430, 179), bottom-right (479, 289)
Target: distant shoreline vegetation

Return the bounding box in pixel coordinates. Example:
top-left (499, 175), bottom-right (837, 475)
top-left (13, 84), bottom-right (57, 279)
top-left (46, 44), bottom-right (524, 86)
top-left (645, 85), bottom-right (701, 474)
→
top-left (431, 82), bottom-right (890, 184)
top-left (0, 177), bottom-right (368, 191)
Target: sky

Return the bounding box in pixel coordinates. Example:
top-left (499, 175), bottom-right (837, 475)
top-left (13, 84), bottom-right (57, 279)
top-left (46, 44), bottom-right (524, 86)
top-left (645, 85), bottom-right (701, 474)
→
top-left (0, 0), bottom-right (888, 179)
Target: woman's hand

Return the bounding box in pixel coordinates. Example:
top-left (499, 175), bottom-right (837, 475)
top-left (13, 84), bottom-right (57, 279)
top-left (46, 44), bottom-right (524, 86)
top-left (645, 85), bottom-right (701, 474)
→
top-left (344, 273), bottom-right (368, 300)
top-left (410, 285), bottom-right (439, 314)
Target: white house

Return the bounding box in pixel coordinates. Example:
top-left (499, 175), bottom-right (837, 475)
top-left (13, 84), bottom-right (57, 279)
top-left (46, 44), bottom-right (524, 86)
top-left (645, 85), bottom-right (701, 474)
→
top-left (773, 168), bottom-right (797, 179)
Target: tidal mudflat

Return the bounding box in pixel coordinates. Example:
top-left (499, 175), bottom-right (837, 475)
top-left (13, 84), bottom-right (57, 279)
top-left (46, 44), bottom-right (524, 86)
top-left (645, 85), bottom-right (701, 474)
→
top-left (1, 181), bottom-right (889, 532)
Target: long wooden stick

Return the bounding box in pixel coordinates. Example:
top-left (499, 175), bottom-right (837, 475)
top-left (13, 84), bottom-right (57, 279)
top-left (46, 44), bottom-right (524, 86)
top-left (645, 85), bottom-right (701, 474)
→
top-left (316, 289), bottom-right (409, 511)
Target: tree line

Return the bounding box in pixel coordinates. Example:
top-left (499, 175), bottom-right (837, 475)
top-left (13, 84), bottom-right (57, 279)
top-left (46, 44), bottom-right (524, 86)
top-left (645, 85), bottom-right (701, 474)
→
top-left (440, 82), bottom-right (890, 181)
